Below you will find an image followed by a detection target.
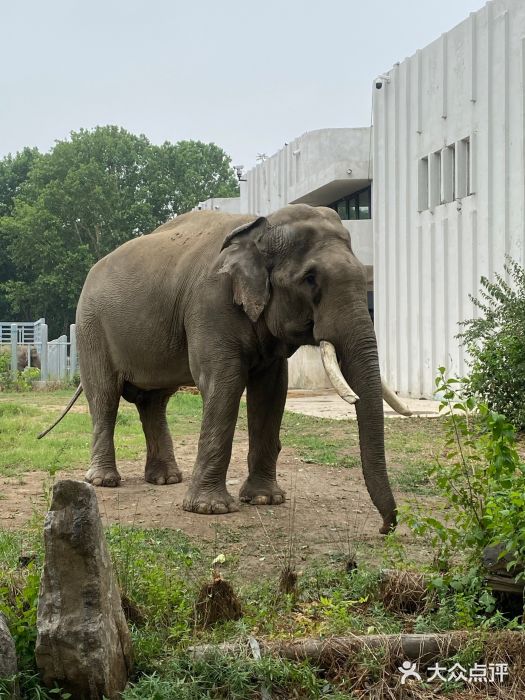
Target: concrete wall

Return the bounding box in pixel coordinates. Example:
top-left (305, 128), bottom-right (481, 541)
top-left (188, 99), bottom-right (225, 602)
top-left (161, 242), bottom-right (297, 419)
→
top-left (241, 128), bottom-right (372, 215)
top-left (288, 346), bottom-right (331, 390)
top-left (194, 197), bottom-right (241, 213)
top-left (373, 0), bottom-right (525, 397)
top-left (343, 219), bottom-right (373, 267)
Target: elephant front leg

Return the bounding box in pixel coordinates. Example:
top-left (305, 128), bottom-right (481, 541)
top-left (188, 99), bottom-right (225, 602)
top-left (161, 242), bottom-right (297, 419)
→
top-left (137, 391), bottom-right (182, 485)
top-left (183, 371), bottom-right (245, 514)
top-left (239, 359), bottom-right (287, 506)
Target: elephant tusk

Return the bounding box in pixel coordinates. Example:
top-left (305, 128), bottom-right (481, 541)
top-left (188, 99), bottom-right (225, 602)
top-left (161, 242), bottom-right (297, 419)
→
top-left (319, 341), bottom-right (359, 405)
top-left (319, 341), bottom-right (412, 416)
top-left (381, 381), bottom-right (412, 416)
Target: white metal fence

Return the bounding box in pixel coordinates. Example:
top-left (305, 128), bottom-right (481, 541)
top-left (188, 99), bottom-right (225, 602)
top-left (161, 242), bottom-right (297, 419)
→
top-left (0, 318), bottom-right (77, 381)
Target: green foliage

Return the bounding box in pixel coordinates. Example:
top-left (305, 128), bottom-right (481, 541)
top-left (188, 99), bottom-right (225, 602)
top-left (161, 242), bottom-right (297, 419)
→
top-left (0, 565), bottom-right (40, 671)
top-left (401, 368), bottom-right (525, 623)
top-left (122, 655), bottom-right (332, 700)
top-left (0, 148), bottom-right (42, 320)
top-left (0, 127), bottom-right (239, 337)
top-left (0, 349), bottom-right (41, 391)
top-left (460, 258), bottom-right (525, 429)
top-left (0, 391), bottom-right (203, 478)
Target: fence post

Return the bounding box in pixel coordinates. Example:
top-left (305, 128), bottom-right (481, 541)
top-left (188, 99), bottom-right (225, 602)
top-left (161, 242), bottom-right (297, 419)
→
top-left (10, 323), bottom-right (17, 377)
top-left (69, 324), bottom-right (77, 379)
top-left (40, 324), bottom-right (49, 381)
top-left (58, 335), bottom-right (67, 379)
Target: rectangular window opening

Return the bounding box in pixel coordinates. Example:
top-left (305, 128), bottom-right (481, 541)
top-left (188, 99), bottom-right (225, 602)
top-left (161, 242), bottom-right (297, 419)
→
top-left (418, 156), bottom-right (429, 212)
top-left (442, 144), bottom-right (455, 203)
top-left (456, 136), bottom-right (471, 199)
top-left (429, 150), bottom-right (441, 208)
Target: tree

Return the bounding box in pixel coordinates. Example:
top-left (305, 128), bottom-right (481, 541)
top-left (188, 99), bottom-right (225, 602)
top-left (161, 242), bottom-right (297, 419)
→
top-left (0, 126), bottom-right (239, 335)
top-left (0, 147), bottom-right (41, 217)
top-left (151, 140), bottom-right (240, 216)
top-left (0, 148), bottom-right (42, 318)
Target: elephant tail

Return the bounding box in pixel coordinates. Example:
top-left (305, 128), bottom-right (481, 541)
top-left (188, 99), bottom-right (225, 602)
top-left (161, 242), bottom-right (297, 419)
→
top-left (37, 383), bottom-right (84, 439)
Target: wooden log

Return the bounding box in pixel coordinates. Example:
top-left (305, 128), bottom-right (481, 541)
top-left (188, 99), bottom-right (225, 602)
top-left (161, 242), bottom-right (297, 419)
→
top-left (486, 574), bottom-right (525, 595)
top-left (189, 631), bottom-right (476, 665)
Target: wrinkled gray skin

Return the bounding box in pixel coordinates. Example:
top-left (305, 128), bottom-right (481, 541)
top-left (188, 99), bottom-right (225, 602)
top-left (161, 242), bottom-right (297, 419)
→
top-left (17, 345), bottom-right (40, 371)
top-left (77, 204), bottom-right (397, 534)
top-left (1, 345), bottom-right (41, 370)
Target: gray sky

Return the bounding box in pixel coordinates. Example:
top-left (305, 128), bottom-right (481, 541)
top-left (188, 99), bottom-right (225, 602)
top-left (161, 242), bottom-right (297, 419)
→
top-left (2, 0), bottom-right (484, 170)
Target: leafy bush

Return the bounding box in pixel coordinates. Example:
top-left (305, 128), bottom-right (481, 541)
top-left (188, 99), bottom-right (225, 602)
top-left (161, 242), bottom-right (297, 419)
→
top-left (401, 369), bottom-right (525, 622)
top-left (0, 565), bottom-right (40, 672)
top-left (0, 349), bottom-right (41, 391)
top-left (460, 258), bottom-right (525, 429)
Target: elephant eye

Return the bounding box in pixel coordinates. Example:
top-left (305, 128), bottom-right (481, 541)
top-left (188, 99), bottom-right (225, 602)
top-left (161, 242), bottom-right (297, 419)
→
top-left (303, 271), bottom-right (316, 287)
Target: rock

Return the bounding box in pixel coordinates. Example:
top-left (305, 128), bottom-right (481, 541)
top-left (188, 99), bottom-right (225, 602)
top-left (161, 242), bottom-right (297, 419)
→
top-left (35, 480), bottom-right (132, 699)
top-left (0, 612), bottom-right (18, 696)
top-left (483, 544), bottom-right (525, 577)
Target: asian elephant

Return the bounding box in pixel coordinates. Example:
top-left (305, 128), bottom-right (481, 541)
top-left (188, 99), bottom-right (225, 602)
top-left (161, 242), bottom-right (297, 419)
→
top-left (0, 345), bottom-right (40, 371)
top-left (40, 205), bottom-right (410, 533)
top-left (17, 345), bottom-right (40, 371)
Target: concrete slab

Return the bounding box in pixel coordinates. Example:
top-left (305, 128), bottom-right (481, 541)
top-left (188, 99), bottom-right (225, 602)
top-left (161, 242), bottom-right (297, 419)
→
top-left (285, 389), bottom-right (441, 420)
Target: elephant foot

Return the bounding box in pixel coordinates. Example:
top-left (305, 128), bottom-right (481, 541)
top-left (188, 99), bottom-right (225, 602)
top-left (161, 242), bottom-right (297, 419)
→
top-left (379, 510), bottom-right (397, 535)
top-left (145, 459), bottom-right (182, 486)
top-left (183, 485), bottom-right (239, 515)
top-left (239, 478), bottom-right (286, 506)
top-left (85, 466), bottom-right (122, 487)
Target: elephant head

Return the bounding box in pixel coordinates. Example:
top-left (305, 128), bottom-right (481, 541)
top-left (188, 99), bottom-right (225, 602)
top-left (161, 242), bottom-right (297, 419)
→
top-left (219, 203), bottom-right (408, 533)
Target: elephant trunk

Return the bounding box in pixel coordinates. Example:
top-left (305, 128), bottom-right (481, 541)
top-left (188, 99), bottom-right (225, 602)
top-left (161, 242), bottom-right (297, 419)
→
top-left (320, 340), bottom-right (411, 416)
top-left (317, 312), bottom-right (397, 534)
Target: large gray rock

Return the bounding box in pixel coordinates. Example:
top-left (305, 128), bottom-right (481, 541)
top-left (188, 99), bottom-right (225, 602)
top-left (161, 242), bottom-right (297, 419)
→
top-left (35, 480), bottom-right (132, 699)
top-left (0, 612), bottom-right (18, 695)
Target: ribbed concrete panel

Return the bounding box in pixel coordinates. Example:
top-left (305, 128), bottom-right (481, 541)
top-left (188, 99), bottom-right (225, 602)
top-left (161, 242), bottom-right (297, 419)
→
top-left (240, 128), bottom-right (372, 216)
top-left (373, 0), bottom-right (525, 397)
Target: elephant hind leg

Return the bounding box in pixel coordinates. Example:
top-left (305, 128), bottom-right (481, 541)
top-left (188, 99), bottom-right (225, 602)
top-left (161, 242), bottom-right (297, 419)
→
top-left (84, 377), bottom-right (122, 487)
top-left (137, 390), bottom-right (182, 485)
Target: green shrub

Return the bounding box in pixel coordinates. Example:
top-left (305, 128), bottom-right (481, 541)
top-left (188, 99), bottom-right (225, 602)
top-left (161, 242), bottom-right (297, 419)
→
top-left (460, 259), bottom-right (525, 429)
top-left (0, 565), bottom-right (40, 671)
top-left (0, 349), bottom-right (41, 391)
top-left (401, 369), bottom-right (525, 623)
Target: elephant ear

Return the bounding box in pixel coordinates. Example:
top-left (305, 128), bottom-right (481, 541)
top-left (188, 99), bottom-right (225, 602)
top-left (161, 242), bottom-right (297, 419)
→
top-left (218, 217), bottom-right (270, 323)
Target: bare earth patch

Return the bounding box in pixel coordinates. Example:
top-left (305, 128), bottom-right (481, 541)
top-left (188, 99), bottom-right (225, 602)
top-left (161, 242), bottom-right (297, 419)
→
top-left (0, 430), bottom-right (437, 577)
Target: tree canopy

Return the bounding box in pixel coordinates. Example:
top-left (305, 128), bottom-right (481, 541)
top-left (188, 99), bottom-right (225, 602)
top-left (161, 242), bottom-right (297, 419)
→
top-left (0, 126), bottom-right (239, 336)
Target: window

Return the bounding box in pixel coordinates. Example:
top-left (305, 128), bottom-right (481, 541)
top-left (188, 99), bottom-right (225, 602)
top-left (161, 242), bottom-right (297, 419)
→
top-left (419, 137), bottom-right (472, 212)
top-left (442, 144), bottom-right (455, 203)
top-left (456, 137), bottom-right (471, 198)
top-left (329, 186), bottom-right (372, 220)
top-left (429, 150), bottom-right (441, 208)
top-left (418, 156), bottom-right (429, 211)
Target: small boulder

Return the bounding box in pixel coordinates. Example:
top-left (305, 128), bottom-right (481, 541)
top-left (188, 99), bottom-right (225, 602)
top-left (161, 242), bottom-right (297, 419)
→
top-left (35, 480), bottom-right (132, 700)
top-left (0, 612), bottom-right (18, 696)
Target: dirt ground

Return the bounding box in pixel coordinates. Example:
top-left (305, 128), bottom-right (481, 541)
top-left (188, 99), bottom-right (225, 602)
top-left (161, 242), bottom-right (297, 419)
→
top-left (0, 424), bottom-right (434, 577)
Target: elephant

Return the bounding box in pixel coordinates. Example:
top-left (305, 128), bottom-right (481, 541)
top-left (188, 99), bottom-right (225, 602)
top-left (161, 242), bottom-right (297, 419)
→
top-left (17, 345), bottom-right (40, 371)
top-left (40, 204), bottom-right (410, 533)
top-left (0, 344), bottom-right (40, 371)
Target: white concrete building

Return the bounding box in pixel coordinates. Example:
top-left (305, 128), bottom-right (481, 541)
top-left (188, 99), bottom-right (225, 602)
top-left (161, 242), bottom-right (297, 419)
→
top-left (200, 0), bottom-right (525, 397)
top-left (374, 0), bottom-right (525, 396)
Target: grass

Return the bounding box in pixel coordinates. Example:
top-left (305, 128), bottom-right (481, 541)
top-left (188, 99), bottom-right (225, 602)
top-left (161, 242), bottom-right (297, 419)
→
top-left (0, 390), bottom-right (203, 477)
top-left (0, 389), bottom-right (445, 481)
top-left (0, 389), bottom-right (469, 698)
top-left (1, 522), bottom-right (518, 699)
